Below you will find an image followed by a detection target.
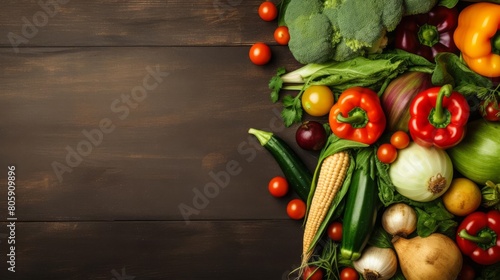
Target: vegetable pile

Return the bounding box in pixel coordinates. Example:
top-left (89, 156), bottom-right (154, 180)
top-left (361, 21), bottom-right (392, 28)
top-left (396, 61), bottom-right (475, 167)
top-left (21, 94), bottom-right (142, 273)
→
top-left (248, 1), bottom-right (500, 279)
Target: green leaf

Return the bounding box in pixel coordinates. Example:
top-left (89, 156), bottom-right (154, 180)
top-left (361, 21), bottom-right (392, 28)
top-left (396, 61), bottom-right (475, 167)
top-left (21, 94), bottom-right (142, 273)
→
top-left (438, 0), bottom-right (459, 8)
top-left (368, 226), bottom-right (393, 249)
top-left (477, 263), bottom-right (500, 280)
top-left (432, 52), bottom-right (493, 96)
top-left (414, 199), bottom-right (457, 238)
top-left (276, 0), bottom-right (291, 27)
top-left (281, 94), bottom-right (302, 127)
top-left (269, 67), bottom-right (286, 103)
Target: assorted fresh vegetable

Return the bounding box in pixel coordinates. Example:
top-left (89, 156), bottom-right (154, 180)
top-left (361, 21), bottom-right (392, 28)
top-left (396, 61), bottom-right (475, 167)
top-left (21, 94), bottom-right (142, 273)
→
top-left (453, 2), bottom-right (500, 77)
top-left (456, 210), bottom-right (500, 265)
top-left (329, 87), bottom-right (386, 145)
top-left (388, 142), bottom-right (453, 202)
top-left (352, 246), bottom-right (398, 280)
top-left (249, 42), bottom-right (272, 65)
top-left (248, 128), bottom-right (312, 201)
top-left (248, 1), bottom-right (500, 279)
top-left (295, 121), bottom-right (328, 151)
top-left (381, 71), bottom-right (433, 132)
top-left (393, 233), bottom-right (463, 280)
top-left (339, 150), bottom-right (379, 261)
top-left (408, 84), bottom-right (470, 149)
top-left (394, 5), bottom-right (459, 61)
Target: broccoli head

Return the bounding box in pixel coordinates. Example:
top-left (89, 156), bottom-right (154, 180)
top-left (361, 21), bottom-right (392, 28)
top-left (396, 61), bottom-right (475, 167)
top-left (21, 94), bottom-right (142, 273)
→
top-left (284, 0), bottom-right (438, 64)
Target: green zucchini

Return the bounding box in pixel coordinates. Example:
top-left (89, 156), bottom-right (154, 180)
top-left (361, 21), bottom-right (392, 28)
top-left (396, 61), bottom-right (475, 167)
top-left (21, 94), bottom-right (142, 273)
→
top-left (340, 151), bottom-right (378, 261)
top-left (248, 128), bottom-right (312, 201)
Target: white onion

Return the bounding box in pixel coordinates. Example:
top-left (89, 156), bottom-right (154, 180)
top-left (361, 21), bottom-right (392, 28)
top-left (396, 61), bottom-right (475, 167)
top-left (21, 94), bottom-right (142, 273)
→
top-left (389, 142), bottom-right (453, 202)
top-left (381, 203), bottom-right (417, 238)
top-left (353, 246), bottom-right (398, 280)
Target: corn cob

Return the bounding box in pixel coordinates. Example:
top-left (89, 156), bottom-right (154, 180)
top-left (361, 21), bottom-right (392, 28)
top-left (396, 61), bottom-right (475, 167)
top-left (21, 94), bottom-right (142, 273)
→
top-left (302, 151), bottom-right (350, 267)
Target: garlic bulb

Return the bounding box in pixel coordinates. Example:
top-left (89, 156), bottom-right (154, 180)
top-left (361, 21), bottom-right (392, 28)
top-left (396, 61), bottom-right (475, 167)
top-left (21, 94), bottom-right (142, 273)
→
top-left (353, 246), bottom-right (398, 280)
top-left (382, 203), bottom-right (417, 238)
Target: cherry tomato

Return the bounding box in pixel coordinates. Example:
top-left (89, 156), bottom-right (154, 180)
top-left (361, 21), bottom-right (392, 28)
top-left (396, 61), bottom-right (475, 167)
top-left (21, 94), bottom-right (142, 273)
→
top-left (301, 85), bottom-right (335, 117)
top-left (481, 99), bottom-right (500, 121)
top-left (258, 1), bottom-right (278, 21)
top-left (302, 266), bottom-right (323, 280)
top-left (274, 26), bottom-right (290, 45)
top-left (340, 267), bottom-right (359, 280)
top-left (268, 176), bottom-right (289, 197)
top-left (377, 143), bottom-right (398, 164)
top-left (249, 42), bottom-right (271, 65)
top-left (390, 131), bottom-right (410, 149)
top-left (457, 263), bottom-right (475, 280)
top-left (327, 221), bottom-right (343, 241)
top-left (286, 199), bottom-right (306, 220)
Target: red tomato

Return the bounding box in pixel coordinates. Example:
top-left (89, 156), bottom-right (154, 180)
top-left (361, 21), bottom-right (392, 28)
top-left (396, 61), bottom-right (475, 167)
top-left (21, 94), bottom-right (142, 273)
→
top-left (258, 1), bottom-right (278, 21)
top-left (274, 26), bottom-right (290, 45)
top-left (340, 267), bottom-right (359, 280)
top-left (286, 199), bottom-right (306, 220)
top-left (377, 143), bottom-right (398, 164)
top-left (457, 263), bottom-right (475, 280)
top-left (249, 42), bottom-right (271, 65)
top-left (302, 266), bottom-right (323, 280)
top-left (481, 99), bottom-right (500, 121)
top-left (327, 221), bottom-right (343, 241)
top-left (268, 176), bottom-right (289, 197)
top-left (390, 131), bottom-right (410, 149)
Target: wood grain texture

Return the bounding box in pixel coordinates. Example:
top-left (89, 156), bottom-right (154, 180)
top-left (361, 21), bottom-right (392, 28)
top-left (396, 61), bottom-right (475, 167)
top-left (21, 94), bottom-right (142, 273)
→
top-left (0, 0), bottom-right (278, 49)
top-left (0, 220), bottom-right (303, 279)
top-left (0, 1), bottom-right (317, 279)
top-left (0, 46), bottom-right (310, 222)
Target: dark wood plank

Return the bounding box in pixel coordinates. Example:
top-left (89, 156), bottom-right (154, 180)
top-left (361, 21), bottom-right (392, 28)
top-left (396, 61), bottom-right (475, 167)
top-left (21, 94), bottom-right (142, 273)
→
top-left (0, 220), bottom-right (303, 280)
top-left (0, 47), bottom-right (313, 222)
top-left (0, 0), bottom-right (279, 50)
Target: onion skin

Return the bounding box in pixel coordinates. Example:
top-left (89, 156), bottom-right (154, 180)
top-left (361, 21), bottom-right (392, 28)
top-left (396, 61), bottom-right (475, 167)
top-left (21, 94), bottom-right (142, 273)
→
top-left (448, 120), bottom-right (500, 184)
top-left (389, 142), bottom-right (453, 202)
top-left (393, 233), bottom-right (462, 280)
top-left (381, 71), bottom-right (433, 132)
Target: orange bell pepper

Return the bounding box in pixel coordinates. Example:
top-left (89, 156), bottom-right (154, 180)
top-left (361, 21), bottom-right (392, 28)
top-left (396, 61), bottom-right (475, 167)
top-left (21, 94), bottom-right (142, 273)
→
top-left (453, 2), bottom-right (500, 77)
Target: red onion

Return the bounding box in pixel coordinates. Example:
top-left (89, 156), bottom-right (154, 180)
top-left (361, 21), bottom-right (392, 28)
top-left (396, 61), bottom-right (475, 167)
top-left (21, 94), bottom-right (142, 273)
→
top-left (381, 71), bottom-right (433, 132)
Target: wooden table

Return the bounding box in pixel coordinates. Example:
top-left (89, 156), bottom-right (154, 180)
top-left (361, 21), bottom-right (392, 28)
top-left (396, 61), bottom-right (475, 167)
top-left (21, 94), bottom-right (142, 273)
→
top-left (0, 1), bottom-right (317, 279)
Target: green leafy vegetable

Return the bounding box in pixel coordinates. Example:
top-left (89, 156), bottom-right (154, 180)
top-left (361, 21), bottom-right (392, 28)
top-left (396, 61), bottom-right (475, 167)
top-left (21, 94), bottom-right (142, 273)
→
top-left (432, 52), bottom-right (498, 99)
top-left (375, 158), bottom-right (457, 238)
top-left (270, 50), bottom-right (435, 126)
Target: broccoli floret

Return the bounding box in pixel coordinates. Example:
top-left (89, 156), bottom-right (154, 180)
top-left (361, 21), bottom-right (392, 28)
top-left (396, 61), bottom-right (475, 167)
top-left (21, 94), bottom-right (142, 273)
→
top-left (284, 0), bottom-right (335, 64)
top-left (284, 0), bottom-right (437, 64)
top-left (403, 0), bottom-right (438, 15)
top-left (287, 14), bottom-right (335, 64)
top-left (334, 0), bottom-right (404, 52)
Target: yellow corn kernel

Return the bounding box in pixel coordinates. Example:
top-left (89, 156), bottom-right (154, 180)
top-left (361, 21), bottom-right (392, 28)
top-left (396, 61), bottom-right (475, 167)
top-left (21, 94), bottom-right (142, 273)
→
top-left (302, 151), bottom-right (350, 266)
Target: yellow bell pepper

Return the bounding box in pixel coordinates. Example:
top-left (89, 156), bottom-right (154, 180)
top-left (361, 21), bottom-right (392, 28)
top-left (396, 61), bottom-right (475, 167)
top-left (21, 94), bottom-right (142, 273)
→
top-left (454, 2), bottom-right (500, 77)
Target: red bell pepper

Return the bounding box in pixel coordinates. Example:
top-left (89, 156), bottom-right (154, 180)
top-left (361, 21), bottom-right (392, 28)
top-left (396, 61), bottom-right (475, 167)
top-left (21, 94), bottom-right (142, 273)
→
top-left (328, 87), bottom-right (386, 145)
top-left (408, 84), bottom-right (470, 149)
top-left (395, 5), bottom-right (459, 61)
top-left (456, 210), bottom-right (500, 265)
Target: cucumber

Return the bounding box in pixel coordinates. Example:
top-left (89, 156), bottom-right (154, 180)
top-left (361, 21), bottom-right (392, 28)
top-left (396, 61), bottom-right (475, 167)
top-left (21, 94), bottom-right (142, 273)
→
top-left (249, 128), bottom-right (312, 201)
top-left (340, 152), bottom-right (379, 261)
